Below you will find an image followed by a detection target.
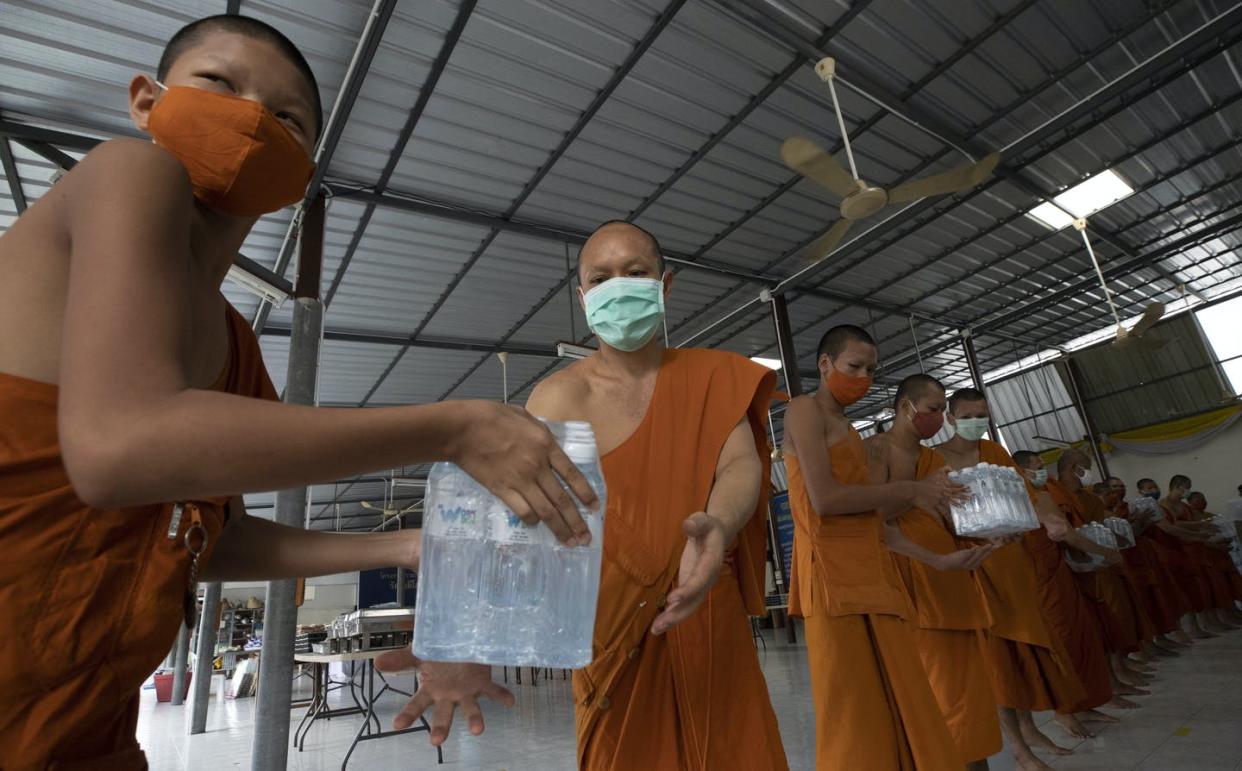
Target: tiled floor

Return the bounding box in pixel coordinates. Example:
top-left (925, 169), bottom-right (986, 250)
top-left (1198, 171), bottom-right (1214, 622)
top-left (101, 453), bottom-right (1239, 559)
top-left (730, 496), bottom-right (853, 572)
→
top-left (136, 628), bottom-right (1242, 770)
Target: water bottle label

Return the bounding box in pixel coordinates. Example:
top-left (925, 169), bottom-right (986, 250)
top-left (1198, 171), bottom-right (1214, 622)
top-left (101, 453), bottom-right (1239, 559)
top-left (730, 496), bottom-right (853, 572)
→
top-left (487, 511), bottom-right (541, 544)
top-left (428, 504), bottom-right (478, 538)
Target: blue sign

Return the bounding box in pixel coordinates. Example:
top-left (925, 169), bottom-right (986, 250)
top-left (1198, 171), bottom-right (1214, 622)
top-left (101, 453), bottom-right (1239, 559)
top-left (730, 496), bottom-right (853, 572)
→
top-left (358, 567), bottom-right (417, 608)
top-left (770, 491), bottom-right (795, 581)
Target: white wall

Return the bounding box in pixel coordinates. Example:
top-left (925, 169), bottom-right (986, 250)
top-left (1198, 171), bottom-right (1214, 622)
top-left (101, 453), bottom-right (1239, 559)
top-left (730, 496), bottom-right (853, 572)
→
top-left (1105, 418), bottom-right (1242, 510)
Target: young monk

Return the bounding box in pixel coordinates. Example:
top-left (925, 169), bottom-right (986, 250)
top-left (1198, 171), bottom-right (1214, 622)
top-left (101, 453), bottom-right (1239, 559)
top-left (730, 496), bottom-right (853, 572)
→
top-left (1186, 491), bottom-right (1242, 624)
top-left (1093, 479), bottom-right (1163, 668)
top-left (526, 220), bottom-right (788, 771)
top-left (0, 16), bottom-right (600, 768)
top-left (865, 375), bottom-right (1003, 771)
top-left (783, 324), bottom-right (967, 770)
top-left (1133, 478), bottom-right (1199, 648)
top-left (938, 388), bottom-right (1088, 770)
top-left (1161, 478), bottom-right (1239, 632)
top-left (1045, 451), bottom-right (1148, 706)
top-left (1105, 477), bottom-right (1189, 656)
top-left (1011, 451), bottom-right (1119, 737)
top-left (1149, 476), bottom-right (1226, 637)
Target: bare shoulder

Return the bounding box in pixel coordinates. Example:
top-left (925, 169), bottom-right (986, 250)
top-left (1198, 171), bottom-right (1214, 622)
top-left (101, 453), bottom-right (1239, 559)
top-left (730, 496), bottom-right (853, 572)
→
top-left (785, 394), bottom-right (821, 422)
top-left (526, 362), bottom-right (590, 419)
top-left (61, 139), bottom-right (192, 211)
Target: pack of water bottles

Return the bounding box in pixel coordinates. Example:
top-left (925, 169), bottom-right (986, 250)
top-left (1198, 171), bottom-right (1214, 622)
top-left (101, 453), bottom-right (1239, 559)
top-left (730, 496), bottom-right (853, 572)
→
top-left (412, 421), bottom-right (606, 669)
top-left (1101, 516), bottom-right (1135, 549)
top-left (1065, 522), bottom-right (1119, 572)
top-left (1126, 495), bottom-right (1162, 522)
top-left (946, 463), bottom-right (1040, 538)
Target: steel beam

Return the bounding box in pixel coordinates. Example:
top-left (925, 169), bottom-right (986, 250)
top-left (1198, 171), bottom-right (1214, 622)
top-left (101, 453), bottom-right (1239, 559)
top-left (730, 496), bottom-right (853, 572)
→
top-left (188, 581), bottom-right (222, 734)
top-left (263, 324), bottom-right (559, 357)
top-left (254, 0), bottom-right (398, 334)
top-left (960, 329), bottom-right (1001, 442)
top-left (250, 195), bottom-right (325, 771)
top-left (323, 0), bottom-right (478, 306)
top-left (1061, 358), bottom-right (1110, 479)
top-left (169, 621), bottom-right (191, 706)
top-left (1, 138), bottom-right (27, 213)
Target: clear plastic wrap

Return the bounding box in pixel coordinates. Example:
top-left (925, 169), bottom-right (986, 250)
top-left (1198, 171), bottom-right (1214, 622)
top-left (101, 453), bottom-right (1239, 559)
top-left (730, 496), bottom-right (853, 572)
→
top-left (947, 462), bottom-right (1040, 538)
top-left (1101, 517), bottom-right (1135, 549)
top-left (1065, 522), bottom-right (1118, 572)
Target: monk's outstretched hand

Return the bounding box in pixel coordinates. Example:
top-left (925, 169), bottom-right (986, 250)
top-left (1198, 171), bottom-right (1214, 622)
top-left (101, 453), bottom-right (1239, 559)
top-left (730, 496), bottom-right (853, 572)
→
top-left (913, 466), bottom-right (970, 517)
top-left (652, 512), bottom-right (728, 635)
top-left (373, 648), bottom-right (515, 747)
top-left (934, 544), bottom-right (997, 571)
top-left (448, 401), bottom-right (599, 547)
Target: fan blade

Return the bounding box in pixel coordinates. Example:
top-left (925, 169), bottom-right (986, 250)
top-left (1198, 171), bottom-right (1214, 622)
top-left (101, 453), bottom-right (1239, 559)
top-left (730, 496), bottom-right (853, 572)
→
top-left (360, 501), bottom-right (378, 510)
top-left (781, 136), bottom-right (858, 199)
top-left (1128, 302), bottom-right (1166, 337)
top-left (887, 152), bottom-right (1001, 204)
top-left (803, 218), bottom-right (852, 265)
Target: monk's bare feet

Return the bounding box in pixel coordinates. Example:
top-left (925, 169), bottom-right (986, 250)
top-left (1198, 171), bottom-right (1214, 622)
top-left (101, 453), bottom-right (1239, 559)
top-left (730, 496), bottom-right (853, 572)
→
top-left (1129, 650), bottom-right (1153, 664)
top-left (1171, 631), bottom-right (1194, 646)
top-left (1020, 724), bottom-right (1074, 755)
top-left (1116, 683), bottom-right (1151, 696)
top-left (1189, 627), bottom-right (1218, 640)
top-left (1054, 713), bottom-right (1096, 737)
top-left (1014, 752), bottom-right (1056, 771)
top-left (1108, 695), bottom-right (1140, 709)
top-left (1079, 709), bottom-right (1120, 723)
top-left (1150, 640), bottom-right (1180, 656)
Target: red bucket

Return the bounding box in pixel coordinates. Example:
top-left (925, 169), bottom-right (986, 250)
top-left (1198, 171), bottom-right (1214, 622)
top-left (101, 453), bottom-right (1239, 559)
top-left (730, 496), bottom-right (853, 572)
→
top-left (154, 671), bottom-right (193, 703)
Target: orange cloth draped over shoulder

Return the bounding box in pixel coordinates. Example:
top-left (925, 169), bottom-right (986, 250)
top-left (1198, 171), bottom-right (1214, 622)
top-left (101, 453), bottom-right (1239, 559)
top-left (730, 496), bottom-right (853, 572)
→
top-left (0, 305), bottom-right (277, 770)
top-left (889, 447), bottom-right (1000, 764)
top-left (577, 349), bottom-right (787, 771)
top-left (1021, 482), bottom-right (1112, 714)
top-left (787, 427), bottom-right (960, 771)
top-left (1168, 504), bottom-right (1237, 611)
top-left (973, 440), bottom-right (1086, 713)
top-left (1046, 480), bottom-right (1142, 654)
top-left (1154, 502), bottom-right (1211, 613)
top-left (1115, 502), bottom-right (1186, 636)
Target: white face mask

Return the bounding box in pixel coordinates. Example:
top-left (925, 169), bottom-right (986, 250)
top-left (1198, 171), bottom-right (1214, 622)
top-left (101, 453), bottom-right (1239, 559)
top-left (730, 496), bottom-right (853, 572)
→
top-left (1029, 468), bottom-right (1048, 488)
top-left (952, 416), bottom-right (990, 442)
top-left (1076, 466), bottom-right (1100, 487)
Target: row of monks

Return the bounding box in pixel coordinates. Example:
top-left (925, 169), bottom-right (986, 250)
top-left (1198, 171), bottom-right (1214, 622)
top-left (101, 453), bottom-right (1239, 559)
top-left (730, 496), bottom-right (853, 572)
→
top-left (778, 324), bottom-right (1242, 771)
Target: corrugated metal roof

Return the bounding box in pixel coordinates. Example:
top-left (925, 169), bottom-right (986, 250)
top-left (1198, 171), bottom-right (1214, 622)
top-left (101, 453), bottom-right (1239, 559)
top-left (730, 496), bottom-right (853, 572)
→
top-left (6, 0), bottom-right (1242, 520)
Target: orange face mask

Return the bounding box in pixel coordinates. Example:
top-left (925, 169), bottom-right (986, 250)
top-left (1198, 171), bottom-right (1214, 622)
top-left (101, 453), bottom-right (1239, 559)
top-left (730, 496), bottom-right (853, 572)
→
top-left (824, 364), bottom-right (872, 407)
top-left (147, 85), bottom-right (314, 217)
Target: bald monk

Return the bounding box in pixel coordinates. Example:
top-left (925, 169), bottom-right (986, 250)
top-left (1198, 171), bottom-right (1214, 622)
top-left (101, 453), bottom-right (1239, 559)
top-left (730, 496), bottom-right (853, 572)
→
top-left (865, 375), bottom-right (1003, 771)
top-left (1090, 481), bottom-right (1159, 661)
top-left (1151, 476), bottom-right (1227, 637)
top-left (1104, 477), bottom-right (1189, 656)
top-left (526, 220), bottom-right (787, 771)
top-left (938, 388), bottom-right (1088, 770)
top-left (1186, 492), bottom-right (1242, 624)
top-left (0, 15), bottom-right (599, 767)
top-left (1011, 451), bottom-right (1118, 737)
top-left (1045, 451), bottom-right (1148, 703)
top-left (784, 324), bottom-right (967, 770)
top-left (1162, 480), bottom-right (1240, 632)
top-left (1134, 478), bottom-right (1202, 647)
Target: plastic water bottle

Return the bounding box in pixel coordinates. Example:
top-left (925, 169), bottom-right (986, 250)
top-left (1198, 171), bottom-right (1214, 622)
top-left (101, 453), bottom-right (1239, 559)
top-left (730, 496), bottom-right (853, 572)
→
top-left (413, 420), bottom-right (606, 668)
top-left (541, 422), bottom-right (607, 668)
top-left (412, 464), bottom-right (486, 661)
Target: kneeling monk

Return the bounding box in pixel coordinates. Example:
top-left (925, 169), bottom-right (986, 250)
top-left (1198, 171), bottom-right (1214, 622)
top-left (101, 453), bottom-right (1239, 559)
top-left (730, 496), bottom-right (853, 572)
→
top-left (527, 221), bottom-right (787, 771)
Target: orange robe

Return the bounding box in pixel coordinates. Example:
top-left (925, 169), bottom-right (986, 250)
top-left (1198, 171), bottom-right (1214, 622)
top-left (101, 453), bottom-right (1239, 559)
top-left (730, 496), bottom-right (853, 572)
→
top-left (888, 447), bottom-right (1001, 763)
top-left (578, 349), bottom-right (787, 771)
top-left (788, 428), bottom-right (960, 771)
top-left (1021, 484), bottom-right (1112, 713)
top-left (972, 440), bottom-right (1086, 713)
top-left (0, 305), bottom-right (277, 769)
top-left (1155, 502), bottom-right (1211, 613)
top-left (1170, 505), bottom-right (1236, 611)
top-left (1116, 502), bottom-right (1187, 635)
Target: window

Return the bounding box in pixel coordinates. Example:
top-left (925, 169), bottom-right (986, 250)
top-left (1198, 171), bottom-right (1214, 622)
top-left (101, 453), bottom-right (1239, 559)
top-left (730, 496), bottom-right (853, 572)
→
top-left (1195, 295), bottom-right (1242, 396)
top-left (1027, 170), bottom-right (1135, 230)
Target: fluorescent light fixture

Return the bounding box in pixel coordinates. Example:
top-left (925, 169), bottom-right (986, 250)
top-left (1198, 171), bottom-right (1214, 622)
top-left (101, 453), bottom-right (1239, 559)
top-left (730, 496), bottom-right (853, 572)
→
top-left (226, 264), bottom-right (289, 307)
top-left (1027, 169), bottom-right (1135, 230)
top-left (751, 356), bottom-right (783, 370)
top-left (556, 342), bottom-right (597, 360)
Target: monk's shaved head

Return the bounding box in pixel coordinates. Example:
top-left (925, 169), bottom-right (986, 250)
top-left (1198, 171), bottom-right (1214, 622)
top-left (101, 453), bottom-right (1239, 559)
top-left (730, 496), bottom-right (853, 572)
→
top-left (576, 220), bottom-right (665, 284)
top-left (1057, 448), bottom-right (1091, 473)
top-left (893, 373), bottom-right (944, 409)
top-left (817, 324), bottom-right (875, 359)
top-left (1012, 450), bottom-right (1041, 469)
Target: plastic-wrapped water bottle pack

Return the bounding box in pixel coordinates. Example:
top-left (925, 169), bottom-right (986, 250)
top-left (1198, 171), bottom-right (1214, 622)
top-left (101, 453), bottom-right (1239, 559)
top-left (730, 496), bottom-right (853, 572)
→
top-left (412, 421), bottom-right (606, 669)
top-left (1126, 495), bottom-right (1162, 522)
top-left (1065, 522), bottom-right (1118, 572)
top-left (1101, 517), bottom-right (1135, 549)
top-left (946, 463), bottom-right (1040, 538)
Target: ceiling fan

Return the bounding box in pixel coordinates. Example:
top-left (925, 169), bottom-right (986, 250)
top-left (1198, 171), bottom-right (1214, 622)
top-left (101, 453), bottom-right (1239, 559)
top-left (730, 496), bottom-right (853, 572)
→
top-left (360, 499), bottom-right (420, 520)
top-left (780, 57), bottom-right (1001, 264)
top-left (1073, 218), bottom-right (1167, 350)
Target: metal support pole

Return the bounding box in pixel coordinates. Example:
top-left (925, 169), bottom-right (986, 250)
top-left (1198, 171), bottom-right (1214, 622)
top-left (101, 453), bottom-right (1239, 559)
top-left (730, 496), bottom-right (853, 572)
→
top-left (1061, 358), bottom-right (1110, 480)
top-left (959, 329), bottom-right (1000, 443)
top-left (189, 581), bottom-right (222, 734)
top-left (170, 622), bottom-right (191, 706)
top-left (769, 292), bottom-right (800, 644)
top-left (251, 194), bottom-right (325, 771)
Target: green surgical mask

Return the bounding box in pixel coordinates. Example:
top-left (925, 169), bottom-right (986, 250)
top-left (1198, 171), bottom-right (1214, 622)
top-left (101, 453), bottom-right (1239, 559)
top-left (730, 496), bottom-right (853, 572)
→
top-left (1030, 468), bottom-right (1048, 488)
top-left (583, 277), bottom-right (666, 352)
top-left (953, 417), bottom-right (990, 442)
